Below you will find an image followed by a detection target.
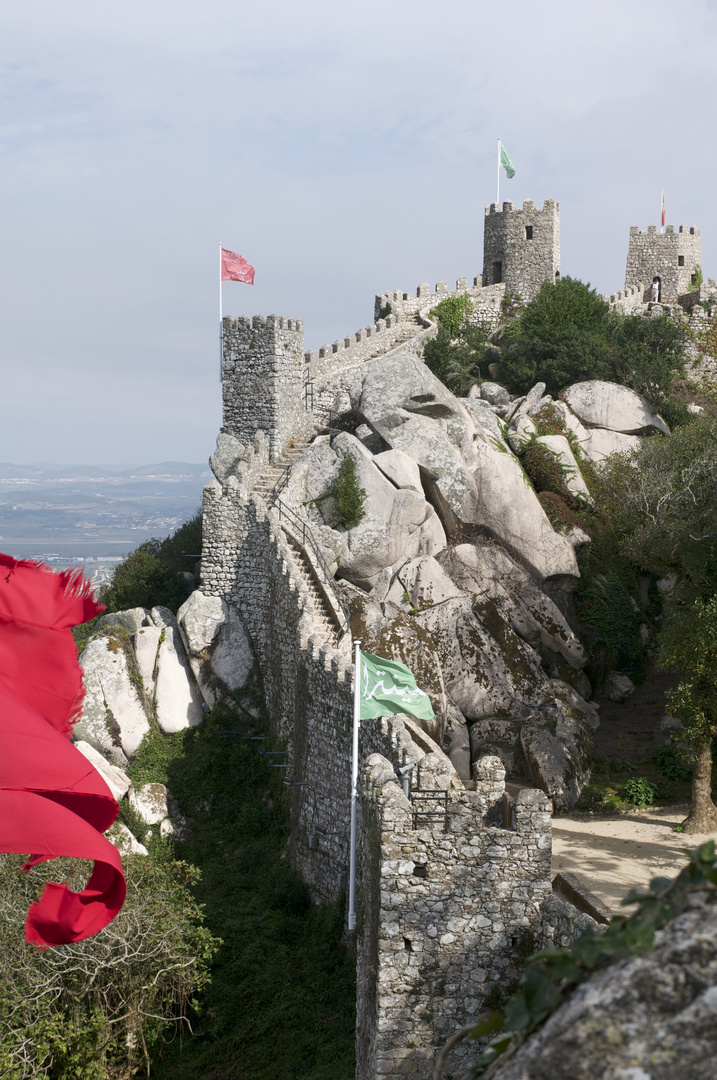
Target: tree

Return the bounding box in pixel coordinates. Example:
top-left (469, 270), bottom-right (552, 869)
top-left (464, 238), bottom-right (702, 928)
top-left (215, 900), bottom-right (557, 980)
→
top-left (499, 276), bottom-right (685, 408)
top-left (659, 598), bottom-right (717, 832)
top-left (101, 512), bottom-right (202, 613)
top-left (599, 412), bottom-right (717, 830)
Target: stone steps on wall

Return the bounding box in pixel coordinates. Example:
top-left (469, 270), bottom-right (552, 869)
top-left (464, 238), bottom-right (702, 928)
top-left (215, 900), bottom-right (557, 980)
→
top-left (285, 535), bottom-right (338, 641)
top-left (393, 313), bottom-right (427, 343)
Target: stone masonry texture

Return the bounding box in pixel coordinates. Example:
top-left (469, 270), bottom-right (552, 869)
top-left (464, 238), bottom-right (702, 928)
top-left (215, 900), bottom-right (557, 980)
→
top-left (482, 198), bottom-right (560, 301)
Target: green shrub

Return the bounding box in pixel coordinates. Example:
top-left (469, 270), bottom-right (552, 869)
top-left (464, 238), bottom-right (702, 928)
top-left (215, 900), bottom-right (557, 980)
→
top-left (100, 511), bottom-right (202, 613)
top-left (329, 455), bottom-right (367, 529)
top-left (537, 491), bottom-right (588, 535)
top-left (0, 855), bottom-right (217, 1079)
top-left (578, 571), bottom-right (642, 670)
top-left (428, 293), bottom-right (474, 337)
top-left (623, 776), bottom-right (657, 807)
top-left (522, 440), bottom-right (574, 504)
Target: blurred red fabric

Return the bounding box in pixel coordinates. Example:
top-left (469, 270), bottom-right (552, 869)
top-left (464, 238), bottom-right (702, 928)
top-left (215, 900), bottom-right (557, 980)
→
top-left (0, 555), bottom-right (126, 946)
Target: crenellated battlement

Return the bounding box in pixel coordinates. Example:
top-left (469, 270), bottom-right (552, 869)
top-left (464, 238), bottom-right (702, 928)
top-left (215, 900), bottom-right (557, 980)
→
top-left (374, 276), bottom-right (482, 320)
top-left (304, 312), bottom-right (403, 373)
top-left (484, 197), bottom-right (559, 218)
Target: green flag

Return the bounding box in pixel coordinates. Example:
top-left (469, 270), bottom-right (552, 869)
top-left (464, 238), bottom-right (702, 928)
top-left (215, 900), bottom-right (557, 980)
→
top-left (500, 143), bottom-right (516, 179)
top-left (358, 650), bottom-right (435, 723)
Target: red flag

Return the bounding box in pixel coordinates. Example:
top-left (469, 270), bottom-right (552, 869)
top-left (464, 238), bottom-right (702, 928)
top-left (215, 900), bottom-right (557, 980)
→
top-left (0, 555), bottom-right (126, 947)
top-left (662, 193), bottom-right (666, 228)
top-left (221, 247), bottom-right (255, 284)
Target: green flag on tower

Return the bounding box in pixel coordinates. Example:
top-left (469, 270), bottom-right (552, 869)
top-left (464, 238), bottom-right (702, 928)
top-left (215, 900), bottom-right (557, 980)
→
top-left (358, 650), bottom-right (435, 723)
top-left (500, 143), bottom-right (516, 179)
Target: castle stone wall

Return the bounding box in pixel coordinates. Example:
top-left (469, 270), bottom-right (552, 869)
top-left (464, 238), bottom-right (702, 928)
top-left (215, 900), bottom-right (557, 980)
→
top-left (625, 224), bottom-right (702, 303)
top-left (357, 755), bottom-right (552, 1080)
top-left (483, 198), bottom-right (560, 301)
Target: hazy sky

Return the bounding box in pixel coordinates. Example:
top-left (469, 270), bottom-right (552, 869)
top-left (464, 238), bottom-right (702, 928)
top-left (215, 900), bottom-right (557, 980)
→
top-left (2, 0), bottom-right (716, 465)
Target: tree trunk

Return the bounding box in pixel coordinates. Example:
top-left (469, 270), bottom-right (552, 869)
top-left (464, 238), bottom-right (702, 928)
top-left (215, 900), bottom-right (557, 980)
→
top-left (682, 741), bottom-right (717, 833)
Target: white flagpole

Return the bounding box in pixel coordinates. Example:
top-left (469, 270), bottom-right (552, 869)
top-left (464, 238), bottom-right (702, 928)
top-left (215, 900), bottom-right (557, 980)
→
top-left (661, 189), bottom-right (664, 233)
top-left (218, 243), bottom-right (223, 381)
top-left (347, 639), bottom-right (361, 931)
top-left (497, 138), bottom-right (501, 205)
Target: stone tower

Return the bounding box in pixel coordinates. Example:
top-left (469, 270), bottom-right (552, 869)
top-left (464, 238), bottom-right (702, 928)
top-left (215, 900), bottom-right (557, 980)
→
top-left (625, 223), bottom-right (702, 303)
top-left (482, 198), bottom-right (560, 301)
top-left (221, 314), bottom-right (309, 462)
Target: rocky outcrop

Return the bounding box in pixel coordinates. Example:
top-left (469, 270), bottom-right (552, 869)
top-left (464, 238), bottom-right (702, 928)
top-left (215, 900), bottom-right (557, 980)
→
top-left (154, 626), bottom-right (205, 733)
top-left (76, 634), bottom-right (149, 766)
top-left (356, 354), bottom-right (579, 584)
top-left (562, 379), bottom-right (670, 435)
top-left (177, 590), bottom-right (254, 707)
top-left (489, 889), bottom-right (717, 1080)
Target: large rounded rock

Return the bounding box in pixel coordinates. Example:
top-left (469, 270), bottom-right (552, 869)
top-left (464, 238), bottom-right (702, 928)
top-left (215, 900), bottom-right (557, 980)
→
top-left (177, 590), bottom-right (254, 707)
top-left (489, 888), bottom-right (717, 1080)
top-left (562, 380), bottom-right (670, 435)
top-left (210, 431), bottom-right (245, 483)
top-left (74, 739), bottom-right (131, 802)
top-left (437, 543), bottom-right (586, 670)
top-left (584, 427), bottom-right (642, 462)
top-left (155, 626), bottom-right (205, 733)
top-left (413, 596), bottom-right (548, 723)
top-left (77, 635), bottom-right (150, 765)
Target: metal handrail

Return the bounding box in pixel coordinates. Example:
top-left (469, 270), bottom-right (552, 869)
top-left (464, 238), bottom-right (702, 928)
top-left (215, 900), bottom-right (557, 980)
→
top-left (268, 463), bottom-right (293, 504)
top-left (273, 496), bottom-right (352, 639)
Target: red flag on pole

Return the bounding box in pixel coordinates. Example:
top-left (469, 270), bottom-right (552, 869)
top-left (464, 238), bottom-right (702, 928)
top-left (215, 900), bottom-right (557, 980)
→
top-left (221, 247), bottom-right (255, 284)
top-left (0, 555), bottom-right (126, 947)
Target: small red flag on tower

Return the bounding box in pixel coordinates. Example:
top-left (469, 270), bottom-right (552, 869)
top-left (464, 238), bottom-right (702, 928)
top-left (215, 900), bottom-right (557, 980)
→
top-left (220, 247), bottom-right (255, 284)
top-left (661, 191), bottom-right (666, 229)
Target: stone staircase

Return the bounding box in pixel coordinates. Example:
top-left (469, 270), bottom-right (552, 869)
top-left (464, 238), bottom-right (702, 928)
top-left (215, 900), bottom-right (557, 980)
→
top-left (252, 443), bottom-right (307, 503)
top-left (393, 312), bottom-right (428, 344)
top-left (252, 441), bottom-right (344, 644)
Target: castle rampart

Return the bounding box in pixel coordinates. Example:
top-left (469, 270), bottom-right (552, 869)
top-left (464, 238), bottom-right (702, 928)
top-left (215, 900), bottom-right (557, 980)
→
top-left (482, 198), bottom-right (560, 301)
top-left (625, 223), bottom-right (702, 303)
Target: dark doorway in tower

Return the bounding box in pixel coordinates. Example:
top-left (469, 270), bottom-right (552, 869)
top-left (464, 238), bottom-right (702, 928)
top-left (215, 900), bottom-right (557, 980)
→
top-left (492, 261), bottom-right (503, 284)
top-left (651, 276), bottom-right (662, 302)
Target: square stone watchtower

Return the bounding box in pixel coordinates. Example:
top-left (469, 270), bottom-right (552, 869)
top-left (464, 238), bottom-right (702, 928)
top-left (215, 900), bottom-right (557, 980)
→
top-left (625, 223), bottom-right (702, 303)
top-left (221, 314), bottom-right (309, 462)
top-left (483, 198), bottom-right (560, 301)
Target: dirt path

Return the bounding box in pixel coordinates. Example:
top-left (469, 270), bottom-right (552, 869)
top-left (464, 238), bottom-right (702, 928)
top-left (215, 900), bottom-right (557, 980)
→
top-left (551, 806), bottom-right (715, 912)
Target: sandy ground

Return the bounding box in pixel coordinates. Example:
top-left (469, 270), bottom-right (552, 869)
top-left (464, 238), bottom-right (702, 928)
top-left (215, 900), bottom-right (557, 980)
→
top-left (551, 806), bottom-right (716, 912)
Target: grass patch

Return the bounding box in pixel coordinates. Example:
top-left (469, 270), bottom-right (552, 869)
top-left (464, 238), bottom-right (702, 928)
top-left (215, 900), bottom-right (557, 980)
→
top-left (149, 679), bottom-right (356, 1080)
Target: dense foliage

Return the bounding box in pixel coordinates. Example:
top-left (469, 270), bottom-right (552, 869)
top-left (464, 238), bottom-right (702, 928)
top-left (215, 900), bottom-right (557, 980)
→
top-left (498, 276), bottom-right (686, 406)
top-left (423, 296), bottom-right (492, 396)
top-left (150, 682), bottom-right (356, 1079)
top-left (0, 855), bottom-right (217, 1079)
top-left (100, 512), bottom-right (202, 613)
